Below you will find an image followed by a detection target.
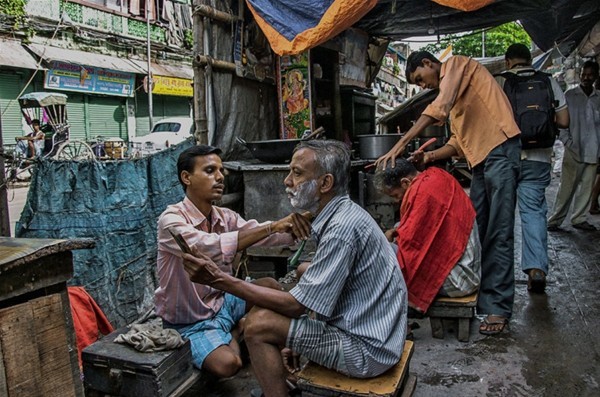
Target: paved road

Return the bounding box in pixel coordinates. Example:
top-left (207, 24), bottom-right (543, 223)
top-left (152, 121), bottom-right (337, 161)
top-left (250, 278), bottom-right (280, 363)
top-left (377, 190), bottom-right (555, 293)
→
top-left (5, 182), bottom-right (28, 237)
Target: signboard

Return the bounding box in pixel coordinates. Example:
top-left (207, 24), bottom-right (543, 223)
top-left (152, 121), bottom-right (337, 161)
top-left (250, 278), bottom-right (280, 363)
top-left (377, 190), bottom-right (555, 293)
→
top-left (277, 52), bottom-right (312, 139)
top-left (152, 75), bottom-right (193, 97)
top-left (45, 61), bottom-right (134, 97)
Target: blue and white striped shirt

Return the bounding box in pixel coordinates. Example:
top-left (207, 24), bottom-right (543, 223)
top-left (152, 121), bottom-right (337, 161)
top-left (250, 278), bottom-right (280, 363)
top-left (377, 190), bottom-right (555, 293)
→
top-left (290, 195), bottom-right (408, 373)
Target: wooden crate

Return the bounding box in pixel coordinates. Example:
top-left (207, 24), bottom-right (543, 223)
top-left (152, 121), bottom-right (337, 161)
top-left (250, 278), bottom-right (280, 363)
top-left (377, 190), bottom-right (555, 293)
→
top-left (297, 340), bottom-right (416, 397)
top-left (427, 292), bottom-right (478, 342)
top-left (0, 293), bottom-right (79, 397)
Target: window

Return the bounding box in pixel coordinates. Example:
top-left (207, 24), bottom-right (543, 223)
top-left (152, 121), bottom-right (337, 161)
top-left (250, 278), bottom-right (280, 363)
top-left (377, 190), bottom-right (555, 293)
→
top-left (152, 123), bottom-right (181, 133)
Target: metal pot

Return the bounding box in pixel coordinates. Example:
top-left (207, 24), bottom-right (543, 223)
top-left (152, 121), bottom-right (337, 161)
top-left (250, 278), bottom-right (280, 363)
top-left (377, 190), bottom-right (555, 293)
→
top-left (357, 134), bottom-right (402, 160)
top-left (237, 127), bottom-right (325, 164)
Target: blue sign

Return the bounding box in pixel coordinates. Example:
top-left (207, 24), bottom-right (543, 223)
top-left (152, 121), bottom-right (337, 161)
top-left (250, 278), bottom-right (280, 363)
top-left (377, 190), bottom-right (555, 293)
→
top-left (45, 61), bottom-right (135, 97)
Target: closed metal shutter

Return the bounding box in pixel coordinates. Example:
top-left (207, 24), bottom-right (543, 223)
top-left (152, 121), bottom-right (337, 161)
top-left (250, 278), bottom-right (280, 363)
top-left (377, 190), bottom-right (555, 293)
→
top-left (65, 93), bottom-right (87, 141)
top-left (134, 92), bottom-right (191, 137)
top-left (87, 96), bottom-right (127, 141)
top-left (0, 72), bottom-right (30, 145)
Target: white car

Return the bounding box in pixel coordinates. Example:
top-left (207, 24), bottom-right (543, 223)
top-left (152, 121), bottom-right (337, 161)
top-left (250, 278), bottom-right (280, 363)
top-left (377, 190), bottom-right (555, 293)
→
top-left (130, 117), bottom-right (194, 157)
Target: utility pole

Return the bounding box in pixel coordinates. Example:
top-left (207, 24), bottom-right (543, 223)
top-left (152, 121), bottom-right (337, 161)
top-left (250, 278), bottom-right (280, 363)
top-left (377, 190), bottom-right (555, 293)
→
top-left (146, 0), bottom-right (154, 130)
top-left (0, 116), bottom-right (10, 236)
top-left (192, 0), bottom-right (208, 144)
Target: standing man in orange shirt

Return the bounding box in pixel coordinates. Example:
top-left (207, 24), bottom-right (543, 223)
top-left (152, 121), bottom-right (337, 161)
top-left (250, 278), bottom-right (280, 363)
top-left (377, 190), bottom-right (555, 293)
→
top-left (376, 51), bottom-right (521, 335)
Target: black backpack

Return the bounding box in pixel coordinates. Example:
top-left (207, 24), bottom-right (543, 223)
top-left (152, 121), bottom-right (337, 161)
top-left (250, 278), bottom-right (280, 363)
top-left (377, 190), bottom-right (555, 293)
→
top-left (500, 70), bottom-right (558, 149)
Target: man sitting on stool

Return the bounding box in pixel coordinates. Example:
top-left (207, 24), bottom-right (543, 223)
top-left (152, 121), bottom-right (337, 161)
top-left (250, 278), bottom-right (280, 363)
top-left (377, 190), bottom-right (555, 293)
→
top-left (375, 159), bottom-right (481, 314)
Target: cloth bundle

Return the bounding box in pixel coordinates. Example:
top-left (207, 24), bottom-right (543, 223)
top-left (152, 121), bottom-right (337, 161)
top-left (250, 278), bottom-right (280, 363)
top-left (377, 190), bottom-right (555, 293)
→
top-left (115, 323), bottom-right (185, 352)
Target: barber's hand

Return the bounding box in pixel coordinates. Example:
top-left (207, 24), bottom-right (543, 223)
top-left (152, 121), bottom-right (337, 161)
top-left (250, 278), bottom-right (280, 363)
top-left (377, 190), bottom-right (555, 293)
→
top-left (408, 150), bottom-right (434, 171)
top-left (182, 252), bottom-right (224, 286)
top-left (272, 212), bottom-right (312, 240)
top-left (375, 144), bottom-right (405, 170)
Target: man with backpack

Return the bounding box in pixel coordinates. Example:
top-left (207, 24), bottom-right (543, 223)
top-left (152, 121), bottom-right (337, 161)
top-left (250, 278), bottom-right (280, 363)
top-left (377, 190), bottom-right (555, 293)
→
top-left (499, 44), bottom-right (569, 293)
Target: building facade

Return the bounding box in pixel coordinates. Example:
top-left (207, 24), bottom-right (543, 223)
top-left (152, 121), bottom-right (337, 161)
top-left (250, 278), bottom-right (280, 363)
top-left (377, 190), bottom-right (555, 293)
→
top-left (0, 0), bottom-right (194, 148)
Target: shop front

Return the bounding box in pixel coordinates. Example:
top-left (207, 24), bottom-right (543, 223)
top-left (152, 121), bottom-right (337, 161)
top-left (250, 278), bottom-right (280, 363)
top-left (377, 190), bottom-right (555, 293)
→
top-left (128, 60), bottom-right (193, 137)
top-left (26, 44), bottom-right (140, 143)
top-left (0, 39), bottom-right (41, 145)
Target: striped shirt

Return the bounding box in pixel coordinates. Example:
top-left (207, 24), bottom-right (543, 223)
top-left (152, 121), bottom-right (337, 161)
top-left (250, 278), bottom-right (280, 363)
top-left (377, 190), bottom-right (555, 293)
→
top-left (440, 220), bottom-right (481, 297)
top-left (562, 85), bottom-right (600, 163)
top-left (290, 195), bottom-right (408, 373)
top-left (155, 196), bottom-right (293, 324)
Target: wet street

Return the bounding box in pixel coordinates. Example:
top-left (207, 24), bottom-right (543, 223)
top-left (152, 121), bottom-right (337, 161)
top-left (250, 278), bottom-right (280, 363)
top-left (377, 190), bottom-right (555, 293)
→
top-left (5, 171), bottom-right (600, 396)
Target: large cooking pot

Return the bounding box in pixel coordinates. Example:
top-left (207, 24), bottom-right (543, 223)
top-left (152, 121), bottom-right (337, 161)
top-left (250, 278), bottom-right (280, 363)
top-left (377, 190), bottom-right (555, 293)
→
top-left (357, 134), bottom-right (402, 160)
top-left (237, 127), bottom-right (324, 163)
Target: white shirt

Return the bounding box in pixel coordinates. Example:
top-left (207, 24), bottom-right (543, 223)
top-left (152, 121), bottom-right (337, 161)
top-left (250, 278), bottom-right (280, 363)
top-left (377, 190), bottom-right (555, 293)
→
top-left (562, 85), bottom-right (600, 164)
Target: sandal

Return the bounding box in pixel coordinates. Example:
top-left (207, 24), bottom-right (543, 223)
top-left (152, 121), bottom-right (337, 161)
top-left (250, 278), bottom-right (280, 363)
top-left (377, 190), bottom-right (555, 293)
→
top-left (479, 315), bottom-right (509, 335)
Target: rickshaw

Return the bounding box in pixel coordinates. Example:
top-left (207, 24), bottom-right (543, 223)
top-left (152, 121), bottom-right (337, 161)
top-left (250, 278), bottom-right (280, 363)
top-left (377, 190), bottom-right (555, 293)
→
top-left (17, 92), bottom-right (95, 160)
top-left (1, 92), bottom-right (96, 187)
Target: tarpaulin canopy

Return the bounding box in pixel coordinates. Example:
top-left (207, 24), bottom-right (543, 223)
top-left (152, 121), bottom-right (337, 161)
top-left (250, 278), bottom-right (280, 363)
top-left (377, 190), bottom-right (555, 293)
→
top-left (245, 0), bottom-right (377, 55)
top-left (357, 0), bottom-right (600, 54)
top-left (249, 0), bottom-right (600, 56)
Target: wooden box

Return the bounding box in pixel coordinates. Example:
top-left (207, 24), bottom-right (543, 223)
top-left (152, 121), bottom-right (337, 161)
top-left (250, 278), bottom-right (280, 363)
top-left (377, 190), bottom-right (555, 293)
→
top-left (82, 327), bottom-right (193, 397)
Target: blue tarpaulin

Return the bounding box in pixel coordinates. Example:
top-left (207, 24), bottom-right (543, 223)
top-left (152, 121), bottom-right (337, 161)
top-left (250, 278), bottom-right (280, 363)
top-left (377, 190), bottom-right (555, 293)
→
top-left (16, 138), bottom-right (195, 326)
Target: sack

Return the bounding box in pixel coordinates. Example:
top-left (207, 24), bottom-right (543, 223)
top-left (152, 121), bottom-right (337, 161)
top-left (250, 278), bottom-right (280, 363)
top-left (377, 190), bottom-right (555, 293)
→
top-left (500, 70), bottom-right (557, 149)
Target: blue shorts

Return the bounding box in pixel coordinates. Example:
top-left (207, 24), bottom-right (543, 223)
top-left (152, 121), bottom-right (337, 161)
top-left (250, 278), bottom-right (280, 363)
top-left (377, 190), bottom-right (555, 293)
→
top-left (164, 293), bottom-right (246, 369)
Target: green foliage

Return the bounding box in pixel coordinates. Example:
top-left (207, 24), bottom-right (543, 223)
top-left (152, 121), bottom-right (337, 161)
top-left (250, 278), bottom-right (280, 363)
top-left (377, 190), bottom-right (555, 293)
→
top-left (0, 0), bottom-right (26, 26)
top-left (184, 29), bottom-right (193, 49)
top-left (421, 22), bottom-right (531, 58)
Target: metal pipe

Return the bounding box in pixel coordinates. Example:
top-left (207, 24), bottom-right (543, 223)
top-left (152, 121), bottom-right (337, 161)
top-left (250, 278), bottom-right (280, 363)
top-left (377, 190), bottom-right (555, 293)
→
top-left (194, 55), bottom-right (237, 72)
top-left (146, 0), bottom-right (154, 130)
top-left (204, 13), bottom-right (215, 145)
top-left (193, 4), bottom-right (237, 23)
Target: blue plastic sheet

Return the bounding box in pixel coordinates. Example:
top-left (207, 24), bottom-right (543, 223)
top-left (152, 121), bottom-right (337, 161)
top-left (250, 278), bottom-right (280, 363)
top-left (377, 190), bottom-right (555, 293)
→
top-left (16, 138), bottom-right (195, 326)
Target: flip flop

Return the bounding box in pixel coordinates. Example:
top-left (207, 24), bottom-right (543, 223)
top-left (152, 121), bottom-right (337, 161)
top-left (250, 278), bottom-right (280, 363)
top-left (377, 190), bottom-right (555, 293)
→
top-left (479, 316), bottom-right (509, 335)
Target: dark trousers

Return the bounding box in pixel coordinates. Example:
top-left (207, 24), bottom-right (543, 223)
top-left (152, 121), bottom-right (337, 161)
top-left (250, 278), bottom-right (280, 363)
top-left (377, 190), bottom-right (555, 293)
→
top-left (471, 136), bottom-right (521, 318)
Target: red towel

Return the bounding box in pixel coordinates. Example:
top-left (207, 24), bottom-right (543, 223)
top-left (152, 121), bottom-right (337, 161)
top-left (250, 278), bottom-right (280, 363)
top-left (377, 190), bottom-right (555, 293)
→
top-left (67, 286), bottom-right (114, 368)
top-left (396, 167), bottom-right (475, 312)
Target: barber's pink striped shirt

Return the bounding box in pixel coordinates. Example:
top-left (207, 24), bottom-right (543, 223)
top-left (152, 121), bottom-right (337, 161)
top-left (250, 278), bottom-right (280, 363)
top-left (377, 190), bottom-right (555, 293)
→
top-left (155, 196), bottom-right (293, 324)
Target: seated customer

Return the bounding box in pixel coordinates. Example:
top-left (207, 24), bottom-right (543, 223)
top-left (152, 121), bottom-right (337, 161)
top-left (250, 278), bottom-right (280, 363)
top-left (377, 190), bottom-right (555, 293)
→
top-left (15, 119), bottom-right (45, 159)
top-left (155, 145), bottom-right (311, 378)
top-left (181, 140), bottom-right (407, 397)
top-left (375, 159), bottom-right (481, 313)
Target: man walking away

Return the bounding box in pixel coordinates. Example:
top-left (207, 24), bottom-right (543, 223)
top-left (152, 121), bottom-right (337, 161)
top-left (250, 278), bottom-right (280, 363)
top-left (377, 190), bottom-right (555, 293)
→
top-left (499, 43), bottom-right (569, 293)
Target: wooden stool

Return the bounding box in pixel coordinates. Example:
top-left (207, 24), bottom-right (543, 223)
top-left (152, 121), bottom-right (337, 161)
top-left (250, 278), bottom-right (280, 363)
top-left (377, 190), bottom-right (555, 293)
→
top-left (296, 340), bottom-right (416, 397)
top-left (427, 292), bottom-right (478, 342)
